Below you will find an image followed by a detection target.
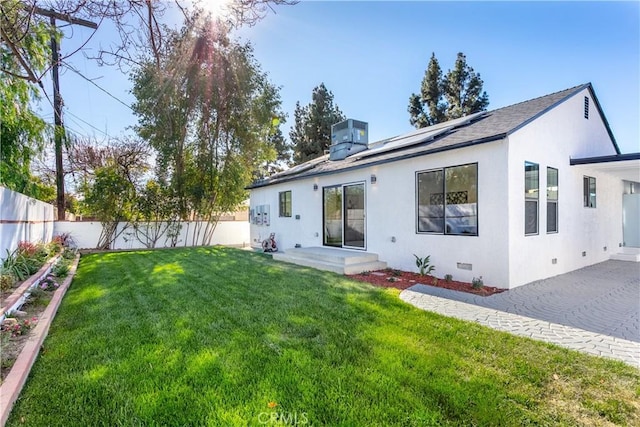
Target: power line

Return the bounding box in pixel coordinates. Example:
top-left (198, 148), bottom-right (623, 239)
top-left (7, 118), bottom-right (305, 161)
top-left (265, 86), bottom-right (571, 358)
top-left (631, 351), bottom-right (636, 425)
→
top-left (64, 107), bottom-right (112, 138)
top-left (62, 61), bottom-right (134, 111)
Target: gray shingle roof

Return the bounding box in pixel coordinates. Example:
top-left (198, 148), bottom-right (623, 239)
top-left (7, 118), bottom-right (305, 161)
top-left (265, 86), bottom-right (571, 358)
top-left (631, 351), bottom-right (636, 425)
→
top-left (249, 83), bottom-right (612, 189)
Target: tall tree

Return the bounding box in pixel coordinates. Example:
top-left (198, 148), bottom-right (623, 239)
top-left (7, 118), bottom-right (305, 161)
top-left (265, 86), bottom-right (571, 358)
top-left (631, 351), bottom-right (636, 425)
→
top-left (0, 0), bottom-right (52, 198)
top-left (76, 138), bottom-right (150, 249)
top-left (132, 15), bottom-right (283, 245)
top-left (408, 52), bottom-right (489, 128)
top-left (290, 83), bottom-right (345, 164)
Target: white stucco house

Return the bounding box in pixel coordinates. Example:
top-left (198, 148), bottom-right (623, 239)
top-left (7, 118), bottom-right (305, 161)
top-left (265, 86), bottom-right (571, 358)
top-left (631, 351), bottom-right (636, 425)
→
top-left (248, 83), bottom-right (640, 289)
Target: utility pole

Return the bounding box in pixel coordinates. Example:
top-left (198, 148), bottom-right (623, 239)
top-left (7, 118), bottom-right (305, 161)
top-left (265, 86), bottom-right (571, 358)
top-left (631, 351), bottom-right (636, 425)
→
top-left (49, 15), bottom-right (64, 221)
top-left (30, 7), bottom-right (97, 220)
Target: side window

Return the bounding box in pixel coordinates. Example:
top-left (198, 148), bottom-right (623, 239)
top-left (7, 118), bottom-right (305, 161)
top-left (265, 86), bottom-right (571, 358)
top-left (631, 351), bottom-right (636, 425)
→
top-left (525, 162), bottom-right (539, 235)
top-left (279, 191), bottom-right (292, 217)
top-left (583, 176), bottom-right (596, 208)
top-left (546, 167), bottom-right (558, 233)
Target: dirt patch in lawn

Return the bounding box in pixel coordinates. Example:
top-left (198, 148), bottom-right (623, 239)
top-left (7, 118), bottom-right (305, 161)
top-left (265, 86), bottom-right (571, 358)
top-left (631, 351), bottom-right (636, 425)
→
top-left (349, 269), bottom-right (506, 296)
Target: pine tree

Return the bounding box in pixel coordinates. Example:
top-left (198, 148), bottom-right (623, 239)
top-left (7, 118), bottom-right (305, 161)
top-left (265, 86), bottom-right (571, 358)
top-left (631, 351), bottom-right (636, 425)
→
top-left (408, 52), bottom-right (489, 128)
top-left (290, 83), bottom-right (345, 164)
top-left (443, 53), bottom-right (489, 120)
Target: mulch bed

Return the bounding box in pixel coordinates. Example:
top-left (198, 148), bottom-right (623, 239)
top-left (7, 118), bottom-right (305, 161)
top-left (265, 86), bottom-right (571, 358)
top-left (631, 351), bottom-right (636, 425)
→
top-left (349, 269), bottom-right (506, 296)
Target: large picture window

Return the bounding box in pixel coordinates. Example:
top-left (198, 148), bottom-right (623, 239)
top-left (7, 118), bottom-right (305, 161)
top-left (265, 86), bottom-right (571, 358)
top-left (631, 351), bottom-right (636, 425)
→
top-left (583, 176), bottom-right (596, 208)
top-left (525, 162), bottom-right (539, 235)
top-left (417, 163), bottom-right (478, 235)
top-left (547, 167), bottom-right (558, 233)
top-left (278, 190), bottom-right (291, 217)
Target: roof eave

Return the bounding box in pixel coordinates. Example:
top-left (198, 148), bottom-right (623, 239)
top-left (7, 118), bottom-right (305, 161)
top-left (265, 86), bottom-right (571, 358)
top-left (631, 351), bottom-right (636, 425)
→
top-left (247, 134), bottom-right (507, 189)
top-left (570, 152), bottom-right (640, 165)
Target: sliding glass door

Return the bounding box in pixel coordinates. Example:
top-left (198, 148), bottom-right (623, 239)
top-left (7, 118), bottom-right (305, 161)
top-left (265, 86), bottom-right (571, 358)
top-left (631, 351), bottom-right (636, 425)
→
top-left (323, 186), bottom-right (342, 247)
top-left (323, 183), bottom-right (365, 249)
top-left (343, 184), bottom-right (365, 248)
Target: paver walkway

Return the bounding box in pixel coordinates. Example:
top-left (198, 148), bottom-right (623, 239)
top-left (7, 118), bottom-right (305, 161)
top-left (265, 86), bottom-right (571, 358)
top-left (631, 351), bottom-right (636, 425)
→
top-left (400, 260), bottom-right (640, 367)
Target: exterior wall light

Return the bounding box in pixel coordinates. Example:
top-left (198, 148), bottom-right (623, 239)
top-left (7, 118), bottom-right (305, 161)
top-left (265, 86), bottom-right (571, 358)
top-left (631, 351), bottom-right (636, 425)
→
top-left (313, 184), bottom-right (318, 191)
top-left (370, 174), bottom-right (377, 184)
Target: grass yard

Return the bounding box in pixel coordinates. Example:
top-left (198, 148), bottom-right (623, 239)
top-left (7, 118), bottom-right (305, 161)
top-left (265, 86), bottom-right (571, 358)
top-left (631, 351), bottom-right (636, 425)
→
top-left (7, 247), bottom-right (639, 426)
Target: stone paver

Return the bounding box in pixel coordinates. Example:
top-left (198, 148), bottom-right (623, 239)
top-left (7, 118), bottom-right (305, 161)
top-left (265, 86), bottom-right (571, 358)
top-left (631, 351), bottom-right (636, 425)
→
top-left (399, 260), bottom-right (640, 367)
top-left (400, 288), bottom-right (640, 367)
top-left (407, 260), bottom-right (640, 341)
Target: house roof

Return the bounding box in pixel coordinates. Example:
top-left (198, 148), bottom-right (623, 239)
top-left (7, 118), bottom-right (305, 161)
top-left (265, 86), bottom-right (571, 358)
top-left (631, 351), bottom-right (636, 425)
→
top-left (249, 83), bottom-right (619, 189)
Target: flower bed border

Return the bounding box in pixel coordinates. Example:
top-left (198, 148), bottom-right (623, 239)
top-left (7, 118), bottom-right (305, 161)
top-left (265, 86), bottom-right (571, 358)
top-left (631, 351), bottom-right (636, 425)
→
top-left (0, 253), bottom-right (62, 323)
top-left (0, 253), bottom-right (80, 427)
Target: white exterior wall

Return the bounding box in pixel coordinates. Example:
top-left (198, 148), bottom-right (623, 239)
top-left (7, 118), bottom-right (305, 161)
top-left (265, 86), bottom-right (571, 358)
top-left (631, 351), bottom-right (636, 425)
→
top-left (506, 87), bottom-right (622, 287)
top-left (54, 221), bottom-right (250, 250)
top-left (251, 140), bottom-right (511, 287)
top-left (0, 187), bottom-right (55, 257)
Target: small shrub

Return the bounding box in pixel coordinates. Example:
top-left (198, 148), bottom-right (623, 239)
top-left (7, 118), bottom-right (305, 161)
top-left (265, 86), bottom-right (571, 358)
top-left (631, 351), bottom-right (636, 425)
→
top-left (52, 260), bottom-right (70, 278)
top-left (17, 241), bottom-right (38, 257)
top-left (1, 273), bottom-right (16, 292)
top-left (32, 243), bottom-right (50, 262)
top-left (1, 316), bottom-right (38, 337)
top-left (38, 275), bottom-right (60, 292)
top-left (413, 254), bottom-right (435, 276)
top-left (432, 276), bottom-right (438, 286)
top-left (360, 271), bottom-right (370, 276)
top-left (444, 274), bottom-right (453, 283)
top-left (471, 276), bottom-right (484, 289)
top-left (3, 249), bottom-right (31, 280)
top-left (62, 248), bottom-right (78, 260)
top-left (392, 269), bottom-right (402, 277)
top-left (53, 232), bottom-right (76, 249)
top-left (26, 287), bottom-right (49, 307)
top-left (47, 240), bottom-right (63, 256)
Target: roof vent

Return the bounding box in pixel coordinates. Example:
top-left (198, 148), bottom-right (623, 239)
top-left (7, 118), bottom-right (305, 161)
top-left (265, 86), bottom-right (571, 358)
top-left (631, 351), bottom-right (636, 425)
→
top-left (329, 119), bottom-right (368, 161)
top-left (584, 96), bottom-right (589, 119)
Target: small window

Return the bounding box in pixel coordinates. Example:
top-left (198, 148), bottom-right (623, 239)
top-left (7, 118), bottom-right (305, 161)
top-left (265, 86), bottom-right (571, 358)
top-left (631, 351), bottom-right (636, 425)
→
top-left (525, 162), bottom-right (539, 235)
top-left (583, 176), bottom-right (596, 208)
top-left (584, 96), bottom-right (589, 119)
top-left (278, 191), bottom-right (292, 217)
top-left (546, 167), bottom-right (558, 233)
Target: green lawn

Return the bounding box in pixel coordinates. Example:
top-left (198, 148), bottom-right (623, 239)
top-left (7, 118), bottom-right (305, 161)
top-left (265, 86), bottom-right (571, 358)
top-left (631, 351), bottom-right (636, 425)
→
top-left (7, 247), bottom-right (639, 426)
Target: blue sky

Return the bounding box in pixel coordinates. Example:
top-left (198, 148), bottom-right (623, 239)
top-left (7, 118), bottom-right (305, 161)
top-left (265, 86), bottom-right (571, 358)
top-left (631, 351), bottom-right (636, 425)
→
top-left (42, 1), bottom-right (639, 154)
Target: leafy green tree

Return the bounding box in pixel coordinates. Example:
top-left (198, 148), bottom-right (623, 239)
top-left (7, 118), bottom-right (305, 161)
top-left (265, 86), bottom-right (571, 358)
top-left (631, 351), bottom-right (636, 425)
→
top-left (408, 52), bottom-right (489, 128)
top-left (0, 0), bottom-right (53, 197)
top-left (132, 15), bottom-right (284, 245)
top-left (74, 138), bottom-right (149, 248)
top-left (84, 164), bottom-right (137, 250)
top-left (290, 83), bottom-right (345, 164)
top-left (132, 180), bottom-right (180, 248)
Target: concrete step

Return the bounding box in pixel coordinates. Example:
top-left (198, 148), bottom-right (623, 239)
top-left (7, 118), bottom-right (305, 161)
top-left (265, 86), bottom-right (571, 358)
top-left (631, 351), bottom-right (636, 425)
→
top-left (280, 247), bottom-right (380, 265)
top-left (610, 252), bottom-right (640, 262)
top-left (621, 246), bottom-right (640, 254)
top-left (272, 247), bottom-right (387, 275)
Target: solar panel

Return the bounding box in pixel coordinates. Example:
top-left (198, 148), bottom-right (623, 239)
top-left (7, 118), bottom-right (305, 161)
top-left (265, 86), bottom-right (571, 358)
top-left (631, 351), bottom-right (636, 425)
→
top-left (356, 111), bottom-right (486, 160)
top-left (271, 154), bottom-right (328, 179)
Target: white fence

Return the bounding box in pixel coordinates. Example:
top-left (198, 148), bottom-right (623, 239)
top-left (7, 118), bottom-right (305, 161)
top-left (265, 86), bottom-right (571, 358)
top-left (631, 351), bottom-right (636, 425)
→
top-left (54, 220), bottom-right (250, 250)
top-left (0, 187), bottom-right (55, 257)
top-left (0, 185), bottom-right (249, 256)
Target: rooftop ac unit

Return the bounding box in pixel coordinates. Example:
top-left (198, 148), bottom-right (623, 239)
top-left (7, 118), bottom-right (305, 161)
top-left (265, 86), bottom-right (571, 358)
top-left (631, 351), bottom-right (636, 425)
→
top-left (329, 119), bottom-right (368, 161)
